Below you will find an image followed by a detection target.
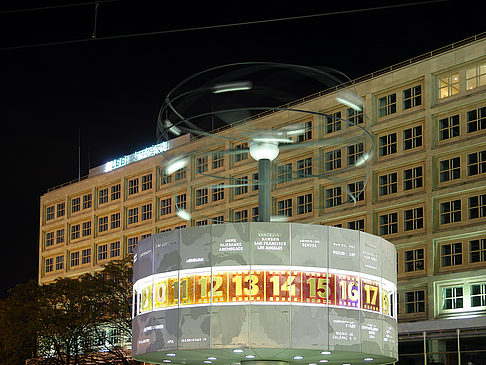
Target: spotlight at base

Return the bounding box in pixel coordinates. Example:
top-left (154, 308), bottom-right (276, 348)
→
top-left (233, 349), bottom-right (244, 353)
top-left (293, 356), bottom-right (304, 360)
top-left (320, 351), bottom-right (332, 355)
top-left (364, 358), bottom-right (374, 361)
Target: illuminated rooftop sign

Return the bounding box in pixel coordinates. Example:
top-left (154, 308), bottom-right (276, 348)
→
top-left (104, 141), bottom-right (169, 173)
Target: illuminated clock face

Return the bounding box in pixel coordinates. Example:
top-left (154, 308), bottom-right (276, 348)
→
top-left (132, 223), bottom-right (398, 364)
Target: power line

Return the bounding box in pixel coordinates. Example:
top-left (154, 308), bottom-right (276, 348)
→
top-left (0, 0), bottom-right (451, 52)
top-left (0, 0), bottom-right (118, 15)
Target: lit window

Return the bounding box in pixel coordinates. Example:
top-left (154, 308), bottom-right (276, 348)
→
top-left (378, 93), bottom-right (396, 117)
top-left (378, 133), bottom-right (397, 156)
top-left (439, 157), bottom-right (460, 182)
top-left (442, 286), bottom-right (463, 309)
top-left (439, 115), bottom-right (460, 141)
top-left (439, 74), bottom-right (459, 99)
top-left (466, 106), bottom-right (486, 133)
top-left (466, 64), bottom-right (486, 90)
top-left (404, 248), bottom-right (424, 272)
top-left (405, 290), bottom-right (425, 313)
top-left (403, 85), bottom-right (422, 109)
top-left (440, 200), bottom-right (461, 224)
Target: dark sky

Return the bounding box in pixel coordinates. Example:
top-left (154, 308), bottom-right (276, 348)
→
top-left (1, 0), bottom-right (483, 298)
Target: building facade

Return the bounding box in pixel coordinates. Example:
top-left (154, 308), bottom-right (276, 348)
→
top-left (39, 34), bottom-right (486, 363)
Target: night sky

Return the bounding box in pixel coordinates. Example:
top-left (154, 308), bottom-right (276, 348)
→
top-left (1, 0), bottom-right (483, 298)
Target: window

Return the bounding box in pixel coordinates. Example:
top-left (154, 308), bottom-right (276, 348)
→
top-left (212, 184), bottom-right (224, 202)
top-left (325, 111), bottom-right (341, 133)
top-left (297, 158), bottom-right (312, 178)
top-left (379, 133), bottom-right (397, 157)
top-left (297, 193), bottom-right (312, 215)
top-left (160, 198), bottom-right (172, 216)
top-left (195, 188), bottom-right (208, 206)
top-left (471, 283), bottom-right (486, 307)
top-left (379, 212), bottom-right (398, 236)
top-left (467, 150), bottom-right (486, 176)
top-left (175, 194), bottom-right (186, 211)
top-left (128, 178), bottom-right (139, 195)
top-left (46, 232), bottom-right (54, 247)
top-left (196, 219), bottom-right (208, 226)
top-left (347, 143), bottom-right (363, 166)
top-left (71, 197), bottom-right (81, 213)
top-left (277, 163), bottom-right (293, 184)
top-left (347, 181), bottom-right (365, 202)
top-left (403, 125), bottom-right (422, 150)
top-left (379, 172), bottom-right (398, 196)
top-left (128, 207), bottom-right (139, 225)
top-left (468, 194), bottom-right (486, 219)
top-left (297, 121), bottom-right (312, 142)
top-left (110, 241), bottom-right (120, 258)
top-left (82, 194), bottom-right (92, 210)
top-left (71, 252), bottom-right (79, 267)
top-left (127, 237), bottom-right (138, 254)
top-left (160, 170), bottom-right (171, 185)
top-left (175, 168), bottom-right (186, 181)
top-left (404, 207), bottom-right (424, 231)
top-left (470, 238), bottom-right (486, 263)
top-left (98, 244), bottom-right (108, 261)
top-left (98, 216), bottom-right (108, 233)
top-left (110, 213), bottom-right (120, 229)
top-left (45, 258), bottom-right (53, 273)
top-left (347, 107), bottom-right (363, 125)
top-left (277, 198), bottom-right (292, 217)
top-left (46, 206), bottom-right (55, 221)
top-left (442, 286), bottom-right (463, 309)
top-left (212, 216), bottom-right (224, 224)
top-left (234, 176), bottom-right (249, 196)
top-left (439, 157), bottom-right (460, 182)
top-left (440, 199), bottom-right (461, 224)
top-left (466, 64), bottom-right (486, 90)
top-left (405, 290), bottom-right (425, 313)
top-left (403, 85), bottom-right (422, 109)
top-left (325, 187), bottom-right (342, 208)
top-left (196, 156), bottom-right (208, 173)
top-left (378, 93), bottom-right (396, 117)
top-left (141, 174), bottom-right (152, 191)
top-left (439, 115), bottom-right (460, 141)
top-left (212, 151), bottom-right (224, 169)
top-left (55, 255), bottom-right (64, 271)
top-left (252, 173), bottom-right (259, 191)
top-left (111, 184), bottom-right (121, 201)
top-left (234, 209), bottom-right (248, 222)
top-left (403, 166), bottom-right (422, 191)
top-left (81, 249), bottom-right (91, 264)
top-left (71, 224), bottom-right (80, 240)
top-left (404, 248), bottom-right (424, 272)
top-left (466, 106), bottom-right (486, 133)
top-left (439, 74), bottom-right (459, 98)
top-left (82, 221), bottom-right (91, 237)
top-left (56, 203), bottom-right (65, 218)
top-left (347, 219), bottom-right (365, 231)
top-left (234, 142), bottom-right (248, 162)
top-left (99, 188), bottom-right (108, 205)
top-left (441, 242), bottom-right (463, 267)
top-left (56, 229), bottom-right (64, 244)
top-left (141, 203), bottom-right (152, 221)
top-left (325, 149), bottom-right (342, 171)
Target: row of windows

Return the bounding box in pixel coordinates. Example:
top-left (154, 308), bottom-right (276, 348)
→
top-left (44, 188), bottom-right (486, 251)
top-left (438, 63), bottom-right (486, 99)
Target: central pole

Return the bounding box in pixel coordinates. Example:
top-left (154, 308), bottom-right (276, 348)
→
top-left (258, 158), bottom-right (271, 222)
